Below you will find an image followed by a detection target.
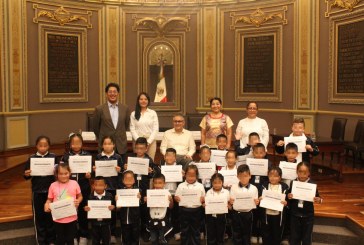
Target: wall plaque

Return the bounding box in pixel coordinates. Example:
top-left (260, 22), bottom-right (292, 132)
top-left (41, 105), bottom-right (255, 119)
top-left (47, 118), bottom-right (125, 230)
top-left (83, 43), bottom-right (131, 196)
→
top-left (39, 24), bottom-right (88, 102)
top-left (243, 35), bottom-right (274, 93)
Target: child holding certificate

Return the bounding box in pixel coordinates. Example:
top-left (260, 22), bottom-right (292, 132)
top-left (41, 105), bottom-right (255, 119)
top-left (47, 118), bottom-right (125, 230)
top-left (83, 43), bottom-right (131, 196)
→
top-left (84, 176), bottom-right (115, 245)
top-left (275, 117), bottom-right (319, 164)
top-left (216, 134), bottom-right (228, 150)
top-left (145, 173), bottom-right (174, 245)
top-left (259, 166), bottom-right (289, 245)
top-left (124, 137), bottom-right (157, 241)
top-left (198, 145), bottom-right (214, 189)
top-left (61, 133), bottom-right (92, 244)
top-left (94, 135), bottom-right (123, 242)
top-left (45, 163), bottom-right (83, 245)
top-left (175, 164), bottom-right (205, 244)
top-left (229, 164), bottom-right (259, 245)
top-left (24, 136), bottom-right (56, 245)
top-left (204, 173), bottom-right (230, 245)
top-left (118, 170), bottom-right (141, 245)
top-left (287, 162), bottom-right (322, 245)
top-left (234, 132), bottom-right (260, 157)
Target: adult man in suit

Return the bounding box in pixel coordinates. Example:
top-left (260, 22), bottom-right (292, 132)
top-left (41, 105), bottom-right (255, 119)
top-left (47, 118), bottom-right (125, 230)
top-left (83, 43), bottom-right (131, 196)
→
top-left (93, 82), bottom-right (130, 159)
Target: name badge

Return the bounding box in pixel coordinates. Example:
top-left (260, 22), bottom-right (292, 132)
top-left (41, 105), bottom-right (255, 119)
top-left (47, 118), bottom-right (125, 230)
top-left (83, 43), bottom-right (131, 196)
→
top-left (298, 200), bottom-right (304, 208)
top-left (137, 175), bottom-right (142, 181)
top-left (255, 176), bottom-right (260, 184)
top-left (72, 174), bottom-right (77, 178)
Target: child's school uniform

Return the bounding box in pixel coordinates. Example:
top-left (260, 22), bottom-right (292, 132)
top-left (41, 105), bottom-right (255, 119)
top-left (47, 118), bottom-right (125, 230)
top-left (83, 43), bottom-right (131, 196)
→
top-left (88, 191), bottom-right (114, 245)
top-left (288, 178), bottom-right (320, 245)
top-left (234, 141), bottom-right (253, 157)
top-left (148, 190), bottom-right (173, 245)
top-left (259, 182), bottom-right (289, 245)
top-left (175, 180), bottom-right (205, 245)
top-left (230, 182), bottom-right (259, 245)
top-left (94, 151), bottom-right (123, 237)
top-left (24, 152), bottom-right (56, 245)
top-left (48, 179), bottom-right (81, 245)
top-left (275, 134), bottom-right (319, 163)
top-left (62, 150), bottom-right (92, 238)
top-left (119, 186), bottom-right (141, 245)
top-left (205, 188), bottom-right (230, 245)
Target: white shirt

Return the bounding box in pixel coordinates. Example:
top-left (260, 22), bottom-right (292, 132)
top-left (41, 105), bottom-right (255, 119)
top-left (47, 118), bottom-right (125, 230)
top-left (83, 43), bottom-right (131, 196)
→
top-left (160, 128), bottom-right (196, 157)
top-left (108, 101), bottom-right (119, 129)
top-left (94, 191), bottom-right (106, 200)
top-left (236, 117), bottom-right (269, 148)
top-left (175, 180), bottom-right (205, 208)
top-left (130, 109), bottom-right (159, 144)
top-left (265, 184), bottom-right (281, 215)
top-left (205, 188), bottom-right (230, 216)
top-left (230, 183), bottom-right (258, 212)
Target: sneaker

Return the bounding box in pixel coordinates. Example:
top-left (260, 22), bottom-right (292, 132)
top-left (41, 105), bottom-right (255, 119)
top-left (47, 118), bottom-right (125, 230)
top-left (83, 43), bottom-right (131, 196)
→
top-left (79, 237), bottom-right (87, 245)
top-left (174, 232), bottom-right (181, 241)
top-left (200, 232), bottom-right (205, 240)
top-left (73, 238), bottom-right (78, 245)
top-left (250, 236), bottom-right (258, 244)
top-left (110, 236), bottom-right (117, 244)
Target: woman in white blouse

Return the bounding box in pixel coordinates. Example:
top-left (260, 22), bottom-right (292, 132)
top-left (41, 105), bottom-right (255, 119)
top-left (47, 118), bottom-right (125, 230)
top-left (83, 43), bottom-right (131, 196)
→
top-left (235, 101), bottom-right (269, 148)
top-left (130, 92), bottom-right (159, 160)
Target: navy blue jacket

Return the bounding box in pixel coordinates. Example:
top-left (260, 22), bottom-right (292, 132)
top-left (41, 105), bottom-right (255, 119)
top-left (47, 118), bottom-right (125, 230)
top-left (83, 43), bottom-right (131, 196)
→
top-left (288, 179), bottom-right (320, 217)
top-left (87, 191), bottom-right (114, 225)
top-left (94, 152), bottom-right (124, 190)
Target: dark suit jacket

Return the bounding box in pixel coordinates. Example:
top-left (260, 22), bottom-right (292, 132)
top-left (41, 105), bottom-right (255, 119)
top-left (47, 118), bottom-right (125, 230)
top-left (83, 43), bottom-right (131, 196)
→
top-left (93, 102), bottom-right (130, 154)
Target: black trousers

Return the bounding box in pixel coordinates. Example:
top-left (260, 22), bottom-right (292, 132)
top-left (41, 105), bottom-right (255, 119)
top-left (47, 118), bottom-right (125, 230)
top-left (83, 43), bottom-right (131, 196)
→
top-left (78, 189), bottom-right (89, 238)
top-left (179, 207), bottom-right (202, 245)
top-left (121, 223), bottom-right (140, 245)
top-left (171, 198), bottom-right (180, 234)
top-left (33, 192), bottom-right (56, 245)
top-left (251, 208), bottom-right (261, 237)
top-left (54, 221), bottom-right (77, 245)
top-left (106, 189), bottom-right (117, 236)
top-left (91, 223), bottom-right (111, 245)
top-left (261, 214), bottom-right (283, 245)
top-left (205, 214), bottom-right (226, 245)
top-left (290, 214), bottom-right (314, 245)
top-left (231, 210), bottom-right (253, 245)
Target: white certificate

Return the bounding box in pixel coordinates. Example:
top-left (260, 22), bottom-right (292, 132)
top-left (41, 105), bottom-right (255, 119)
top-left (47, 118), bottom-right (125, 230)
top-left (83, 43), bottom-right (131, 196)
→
top-left (195, 162), bottom-right (216, 180)
top-left (69, 155), bottom-right (92, 173)
top-left (284, 136), bottom-right (307, 152)
top-left (147, 189), bottom-right (170, 208)
top-left (218, 170), bottom-right (239, 186)
top-left (205, 196), bottom-right (228, 214)
top-left (259, 189), bottom-right (285, 212)
top-left (179, 189), bottom-right (201, 207)
top-left (50, 198), bottom-right (77, 220)
top-left (87, 200), bottom-right (111, 219)
top-left (30, 158), bottom-right (55, 176)
top-left (246, 158), bottom-right (268, 176)
top-left (237, 155), bottom-right (247, 167)
top-left (210, 150), bottom-right (227, 167)
top-left (291, 181), bottom-right (317, 202)
top-left (161, 165), bottom-right (183, 182)
top-left (127, 157), bottom-right (149, 175)
top-left (95, 160), bottom-right (118, 177)
top-left (116, 189), bottom-right (140, 207)
top-left (279, 161), bottom-right (298, 180)
top-left (233, 192), bottom-right (256, 210)
top-left (81, 131), bottom-right (96, 141)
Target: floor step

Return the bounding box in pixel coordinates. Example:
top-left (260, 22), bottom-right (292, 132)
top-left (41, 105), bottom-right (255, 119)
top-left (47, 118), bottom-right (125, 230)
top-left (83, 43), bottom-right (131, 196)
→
top-left (313, 224), bottom-right (360, 245)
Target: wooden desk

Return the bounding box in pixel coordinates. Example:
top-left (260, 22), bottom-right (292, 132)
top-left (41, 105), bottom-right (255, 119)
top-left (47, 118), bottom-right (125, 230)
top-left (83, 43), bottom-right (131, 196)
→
top-left (270, 134), bottom-right (344, 182)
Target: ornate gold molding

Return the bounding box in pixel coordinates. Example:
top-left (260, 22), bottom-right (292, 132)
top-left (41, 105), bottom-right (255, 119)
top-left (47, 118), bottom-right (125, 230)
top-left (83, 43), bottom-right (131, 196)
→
top-left (132, 15), bottom-right (190, 37)
top-left (33, 5), bottom-right (92, 28)
top-left (325, 0), bottom-right (363, 17)
top-left (231, 7), bottom-right (287, 29)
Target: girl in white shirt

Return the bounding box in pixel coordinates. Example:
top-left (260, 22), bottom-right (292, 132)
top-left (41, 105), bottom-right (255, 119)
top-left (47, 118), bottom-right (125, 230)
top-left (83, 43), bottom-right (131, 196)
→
top-left (130, 92), bottom-right (159, 161)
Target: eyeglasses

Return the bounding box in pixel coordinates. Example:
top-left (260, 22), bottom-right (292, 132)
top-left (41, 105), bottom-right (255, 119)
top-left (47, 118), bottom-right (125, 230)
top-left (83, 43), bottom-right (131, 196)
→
top-left (247, 107), bottom-right (257, 111)
top-left (173, 120), bottom-right (184, 123)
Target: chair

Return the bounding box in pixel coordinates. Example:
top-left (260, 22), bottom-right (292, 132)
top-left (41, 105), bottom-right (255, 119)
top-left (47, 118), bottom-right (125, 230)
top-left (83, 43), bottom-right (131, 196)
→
top-left (323, 118), bottom-right (347, 162)
top-left (344, 119), bottom-right (364, 168)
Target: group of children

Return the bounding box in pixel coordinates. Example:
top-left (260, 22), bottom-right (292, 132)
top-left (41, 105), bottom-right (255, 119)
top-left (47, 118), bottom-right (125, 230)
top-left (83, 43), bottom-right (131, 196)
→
top-left (24, 117), bottom-right (322, 245)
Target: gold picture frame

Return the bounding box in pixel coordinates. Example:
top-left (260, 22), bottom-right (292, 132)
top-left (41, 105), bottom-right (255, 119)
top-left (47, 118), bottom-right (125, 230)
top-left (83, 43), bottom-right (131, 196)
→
top-left (39, 24), bottom-right (88, 103)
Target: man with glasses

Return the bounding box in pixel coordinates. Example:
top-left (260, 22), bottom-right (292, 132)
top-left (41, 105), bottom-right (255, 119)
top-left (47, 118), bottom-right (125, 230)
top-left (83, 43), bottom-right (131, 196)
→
top-left (160, 113), bottom-right (196, 168)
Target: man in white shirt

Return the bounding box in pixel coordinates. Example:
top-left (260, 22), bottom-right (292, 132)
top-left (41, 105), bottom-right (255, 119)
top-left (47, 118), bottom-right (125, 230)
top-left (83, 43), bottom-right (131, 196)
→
top-left (160, 114), bottom-right (196, 168)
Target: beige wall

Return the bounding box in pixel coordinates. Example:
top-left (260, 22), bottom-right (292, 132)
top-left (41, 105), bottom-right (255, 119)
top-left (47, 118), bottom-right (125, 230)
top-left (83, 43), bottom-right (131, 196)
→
top-left (0, 0), bottom-right (363, 151)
